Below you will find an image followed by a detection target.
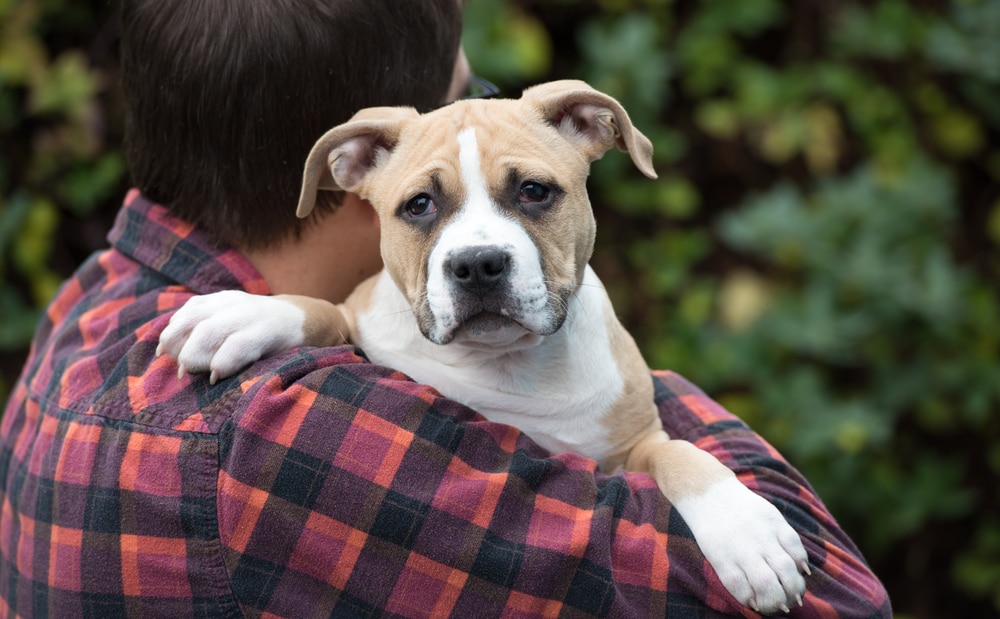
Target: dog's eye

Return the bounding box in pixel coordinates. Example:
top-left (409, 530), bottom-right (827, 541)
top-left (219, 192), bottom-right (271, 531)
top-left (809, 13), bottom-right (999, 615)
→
top-left (404, 194), bottom-right (437, 218)
top-left (519, 182), bottom-right (550, 203)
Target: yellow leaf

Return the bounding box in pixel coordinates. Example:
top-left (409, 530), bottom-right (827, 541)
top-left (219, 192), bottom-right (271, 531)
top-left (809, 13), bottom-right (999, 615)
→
top-left (834, 421), bottom-right (869, 455)
top-left (32, 271), bottom-right (62, 307)
top-left (758, 117), bottom-right (798, 164)
top-left (0, 0), bottom-right (46, 84)
top-left (931, 109), bottom-right (985, 160)
top-left (804, 103), bottom-right (842, 174)
top-left (718, 269), bottom-right (772, 331)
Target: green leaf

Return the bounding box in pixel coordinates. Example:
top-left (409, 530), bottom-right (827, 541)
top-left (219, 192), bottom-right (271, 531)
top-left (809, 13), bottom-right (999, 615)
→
top-left (462, 0), bottom-right (552, 84)
top-left (59, 152), bottom-right (126, 216)
top-left (28, 50), bottom-right (98, 117)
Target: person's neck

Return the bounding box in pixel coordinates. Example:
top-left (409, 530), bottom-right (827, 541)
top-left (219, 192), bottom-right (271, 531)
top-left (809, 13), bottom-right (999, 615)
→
top-left (243, 194), bottom-right (383, 304)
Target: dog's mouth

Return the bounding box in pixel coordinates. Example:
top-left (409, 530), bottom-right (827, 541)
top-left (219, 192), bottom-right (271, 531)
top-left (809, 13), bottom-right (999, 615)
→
top-left (461, 311), bottom-right (518, 336)
top-left (419, 282), bottom-right (572, 348)
top-left (449, 311), bottom-right (545, 350)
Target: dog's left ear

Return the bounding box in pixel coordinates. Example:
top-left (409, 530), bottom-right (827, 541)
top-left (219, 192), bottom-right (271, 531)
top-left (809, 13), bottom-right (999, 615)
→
top-left (297, 106), bottom-right (419, 218)
top-left (522, 80), bottom-right (657, 179)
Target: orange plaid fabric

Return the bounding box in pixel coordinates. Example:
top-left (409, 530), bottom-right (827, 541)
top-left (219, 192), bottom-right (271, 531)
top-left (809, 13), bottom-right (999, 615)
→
top-left (0, 191), bottom-right (891, 617)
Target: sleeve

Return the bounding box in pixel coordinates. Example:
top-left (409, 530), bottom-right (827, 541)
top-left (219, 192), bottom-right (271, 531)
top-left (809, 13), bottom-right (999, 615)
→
top-left (653, 370), bottom-right (892, 618)
top-left (215, 347), bottom-right (890, 618)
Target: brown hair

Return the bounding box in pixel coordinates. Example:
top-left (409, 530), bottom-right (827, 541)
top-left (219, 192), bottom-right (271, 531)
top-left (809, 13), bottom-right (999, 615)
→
top-left (120, 0), bottom-right (462, 249)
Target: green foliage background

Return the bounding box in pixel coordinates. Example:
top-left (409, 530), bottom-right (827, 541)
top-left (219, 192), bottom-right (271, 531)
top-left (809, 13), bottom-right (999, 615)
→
top-left (2, 0), bottom-right (998, 616)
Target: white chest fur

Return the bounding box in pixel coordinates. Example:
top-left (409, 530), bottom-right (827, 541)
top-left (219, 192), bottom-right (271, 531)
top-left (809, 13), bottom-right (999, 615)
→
top-left (354, 266), bottom-right (624, 461)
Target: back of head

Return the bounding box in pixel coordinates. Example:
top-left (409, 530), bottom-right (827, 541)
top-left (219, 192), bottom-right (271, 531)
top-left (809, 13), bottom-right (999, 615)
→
top-left (120, 0), bottom-right (462, 250)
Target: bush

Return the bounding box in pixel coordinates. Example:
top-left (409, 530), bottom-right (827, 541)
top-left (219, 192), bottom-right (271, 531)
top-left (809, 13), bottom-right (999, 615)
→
top-left (467, 0), bottom-right (1000, 615)
top-left (0, 0), bottom-right (126, 394)
top-left (3, 0), bottom-right (999, 615)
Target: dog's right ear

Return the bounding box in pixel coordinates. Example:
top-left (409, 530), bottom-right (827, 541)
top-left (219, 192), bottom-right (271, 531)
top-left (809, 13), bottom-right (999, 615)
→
top-left (296, 107), bottom-right (419, 218)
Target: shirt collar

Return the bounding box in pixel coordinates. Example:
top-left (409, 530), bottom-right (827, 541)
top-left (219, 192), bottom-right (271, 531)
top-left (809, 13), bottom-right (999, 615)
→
top-left (107, 189), bottom-right (271, 296)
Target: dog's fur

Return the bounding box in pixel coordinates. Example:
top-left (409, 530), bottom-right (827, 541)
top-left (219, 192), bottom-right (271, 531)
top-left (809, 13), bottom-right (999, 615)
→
top-left (158, 80), bottom-right (809, 613)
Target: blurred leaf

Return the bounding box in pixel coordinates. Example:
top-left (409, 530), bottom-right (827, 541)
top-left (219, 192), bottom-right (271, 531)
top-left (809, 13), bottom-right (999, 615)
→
top-left (678, 282), bottom-right (714, 327)
top-left (952, 519), bottom-right (1000, 612)
top-left (803, 103), bottom-right (843, 174)
top-left (654, 176), bottom-right (700, 219)
top-left (462, 0), bottom-right (552, 84)
top-left (11, 197), bottom-right (58, 277)
top-left (0, 286), bottom-right (42, 350)
top-left (0, 192), bottom-right (31, 258)
top-left (930, 108), bottom-right (985, 159)
top-left (988, 200), bottom-right (1000, 246)
top-left (718, 270), bottom-right (772, 332)
top-left (832, 0), bottom-right (928, 60)
top-left (28, 50), bottom-right (98, 117)
top-left (59, 152), bottom-right (126, 216)
top-left (578, 12), bottom-right (671, 126)
top-left (694, 99), bottom-right (740, 140)
top-left (925, 1), bottom-right (1000, 81)
top-left (0, 0), bottom-right (46, 84)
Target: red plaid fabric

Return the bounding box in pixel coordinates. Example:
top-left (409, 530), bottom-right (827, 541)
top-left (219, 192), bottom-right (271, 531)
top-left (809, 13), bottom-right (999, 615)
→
top-left (0, 190), bottom-right (891, 617)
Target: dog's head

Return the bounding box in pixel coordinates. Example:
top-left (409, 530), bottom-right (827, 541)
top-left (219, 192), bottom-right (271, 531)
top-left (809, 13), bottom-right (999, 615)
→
top-left (297, 80), bottom-right (656, 348)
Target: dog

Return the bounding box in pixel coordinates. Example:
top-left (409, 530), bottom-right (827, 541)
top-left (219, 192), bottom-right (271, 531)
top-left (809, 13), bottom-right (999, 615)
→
top-left (158, 80), bottom-right (809, 613)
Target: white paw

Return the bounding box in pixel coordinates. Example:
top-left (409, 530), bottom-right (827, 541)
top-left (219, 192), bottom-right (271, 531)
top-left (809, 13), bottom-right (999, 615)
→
top-left (156, 290), bottom-right (308, 383)
top-left (676, 476), bottom-right (810, 614)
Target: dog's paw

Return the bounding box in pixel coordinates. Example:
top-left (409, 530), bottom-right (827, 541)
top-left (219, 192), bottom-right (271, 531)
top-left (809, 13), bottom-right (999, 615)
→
top-left (676, 476), bottom-right (809, 614)
top-left (157, 290), bottom-right (308, 383)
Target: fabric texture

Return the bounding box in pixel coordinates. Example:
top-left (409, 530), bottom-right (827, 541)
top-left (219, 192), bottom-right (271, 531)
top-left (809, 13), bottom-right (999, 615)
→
top-left (0, 190), bottom-right (891, 617)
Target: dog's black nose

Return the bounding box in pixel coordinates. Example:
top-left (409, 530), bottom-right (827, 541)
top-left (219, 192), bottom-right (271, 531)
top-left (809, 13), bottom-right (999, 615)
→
top-left (448, 246), bottom-right (509, 293)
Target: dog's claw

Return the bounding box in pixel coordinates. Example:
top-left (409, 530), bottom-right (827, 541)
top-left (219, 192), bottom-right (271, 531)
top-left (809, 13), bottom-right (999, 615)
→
top-left (800, 560), bottom-right (812, 576)
top-left (177, 363), bottom-right (186, 380)
top-left (779, 603), bottom-right (790, 614)
top-left (796, 594), bottom-right (803, 607)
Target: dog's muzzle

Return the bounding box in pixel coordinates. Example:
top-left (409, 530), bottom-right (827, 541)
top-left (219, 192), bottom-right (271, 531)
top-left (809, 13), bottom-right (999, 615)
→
top-left (421, 244), bottom-right (571, 347)
top-left (443, 245), bottom-right (520, 338)
top-left (447, 246), bottom-right (510, 297)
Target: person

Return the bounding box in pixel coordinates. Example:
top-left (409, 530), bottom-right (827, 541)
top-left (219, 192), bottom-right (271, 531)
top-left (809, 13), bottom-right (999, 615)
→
top-left (0, 0), bottom-right (891, 616)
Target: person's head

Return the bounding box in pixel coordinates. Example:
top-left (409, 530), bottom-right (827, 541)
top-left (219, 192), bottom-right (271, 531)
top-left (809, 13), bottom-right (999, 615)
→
top-left (120, 0), bottom-right (465, 250)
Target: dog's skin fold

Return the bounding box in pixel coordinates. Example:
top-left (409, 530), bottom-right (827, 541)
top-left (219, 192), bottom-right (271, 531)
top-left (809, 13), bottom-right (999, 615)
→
top-left (158, 80), bottom-right (809, 613)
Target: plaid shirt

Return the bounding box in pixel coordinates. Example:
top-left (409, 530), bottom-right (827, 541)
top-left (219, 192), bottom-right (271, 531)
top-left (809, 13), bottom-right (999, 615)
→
top-left (0, 190), bottom-right (890, 618)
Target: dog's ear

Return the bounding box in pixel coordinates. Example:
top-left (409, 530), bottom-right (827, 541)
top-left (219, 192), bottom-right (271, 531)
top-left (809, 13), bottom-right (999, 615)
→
top-left (522, 80), bottom-right (656, 179)
top-left (297, 106), bottom-right (419, 218)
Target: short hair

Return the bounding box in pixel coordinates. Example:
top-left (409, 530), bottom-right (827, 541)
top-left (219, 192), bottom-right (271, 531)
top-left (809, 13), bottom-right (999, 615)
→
top-left (120, 0), bottom-right (462, 249)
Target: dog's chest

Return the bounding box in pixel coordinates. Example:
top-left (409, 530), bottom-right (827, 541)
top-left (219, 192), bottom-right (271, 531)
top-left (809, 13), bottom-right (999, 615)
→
top-left (354, 270), bottom-right (626, 462)
top-left (387, 350), bottom-right (625, 463)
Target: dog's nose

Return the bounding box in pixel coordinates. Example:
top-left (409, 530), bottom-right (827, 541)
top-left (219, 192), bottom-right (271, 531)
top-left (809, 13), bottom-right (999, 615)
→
top-left (448, 246), bottom-right (509, 293)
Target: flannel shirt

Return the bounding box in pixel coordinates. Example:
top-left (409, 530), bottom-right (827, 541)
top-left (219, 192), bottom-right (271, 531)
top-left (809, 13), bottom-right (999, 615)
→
top-left (0, 189), bottom-right (891, 618)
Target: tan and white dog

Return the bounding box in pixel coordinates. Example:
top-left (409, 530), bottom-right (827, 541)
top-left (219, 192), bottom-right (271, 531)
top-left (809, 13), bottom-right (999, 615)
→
top-left (158, 80), bottom-right (809, 613)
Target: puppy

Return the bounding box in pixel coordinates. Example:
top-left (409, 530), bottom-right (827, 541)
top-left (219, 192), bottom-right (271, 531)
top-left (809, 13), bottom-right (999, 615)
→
top-left (158, 80), bottom-right (809, 613)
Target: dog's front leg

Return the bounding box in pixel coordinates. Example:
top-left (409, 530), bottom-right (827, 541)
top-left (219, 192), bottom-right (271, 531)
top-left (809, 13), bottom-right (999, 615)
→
top-left (626, 431), bottom-right (810, 614)
top-left (157, 290), bottom-right (353, 383)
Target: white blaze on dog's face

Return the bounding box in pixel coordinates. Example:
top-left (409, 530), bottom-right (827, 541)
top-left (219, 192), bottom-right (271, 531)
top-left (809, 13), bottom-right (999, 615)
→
top-left (297, 80), bottom-right (656, 349)
top-left (371, 100), bottom-right (596, 347)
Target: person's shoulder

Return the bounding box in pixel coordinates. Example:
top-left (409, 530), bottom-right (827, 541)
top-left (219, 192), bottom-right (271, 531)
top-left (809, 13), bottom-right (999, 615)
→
top-left (224, 347), bottom-right (483, 436)
top-left (651, 369), bottom-right (742, 431)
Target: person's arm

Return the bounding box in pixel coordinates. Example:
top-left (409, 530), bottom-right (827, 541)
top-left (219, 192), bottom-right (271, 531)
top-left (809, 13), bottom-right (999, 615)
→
top-left (217, 349), bottom-right (890, 617)
top-left (652, 370), bottom-right (891, 617)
